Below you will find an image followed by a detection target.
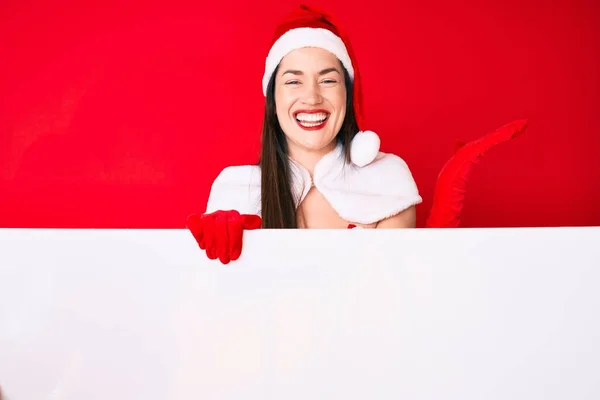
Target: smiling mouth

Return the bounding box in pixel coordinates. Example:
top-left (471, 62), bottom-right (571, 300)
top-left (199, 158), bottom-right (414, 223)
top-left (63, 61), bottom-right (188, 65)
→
top-left (294, 111), bottom-right (330, 130)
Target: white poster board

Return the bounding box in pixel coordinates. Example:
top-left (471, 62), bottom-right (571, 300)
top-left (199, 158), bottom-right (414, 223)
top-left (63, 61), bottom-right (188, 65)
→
top-left (1, 227), bottom-right (599, 399)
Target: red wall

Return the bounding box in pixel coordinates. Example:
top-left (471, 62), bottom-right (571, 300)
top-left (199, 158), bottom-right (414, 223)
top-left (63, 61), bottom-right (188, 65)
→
top-left (1, 0), bottom-right (599, 228)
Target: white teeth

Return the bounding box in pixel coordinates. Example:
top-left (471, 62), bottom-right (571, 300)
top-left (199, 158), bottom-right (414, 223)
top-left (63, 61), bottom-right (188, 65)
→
top-left (296, 112), bottom-right (328, 122)
top-left (298, 120), bottom-right (324, 127)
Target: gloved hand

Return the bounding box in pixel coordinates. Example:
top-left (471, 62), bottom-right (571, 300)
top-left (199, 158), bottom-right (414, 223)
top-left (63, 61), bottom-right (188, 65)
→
top-left (186, 210), bottom-right (262, 264)
top-left (426, 119), bottom-right (528, 228)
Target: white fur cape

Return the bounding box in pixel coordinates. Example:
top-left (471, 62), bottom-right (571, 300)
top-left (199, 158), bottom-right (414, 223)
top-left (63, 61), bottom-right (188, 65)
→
top-left (205, 144), bottom-right (422, 225)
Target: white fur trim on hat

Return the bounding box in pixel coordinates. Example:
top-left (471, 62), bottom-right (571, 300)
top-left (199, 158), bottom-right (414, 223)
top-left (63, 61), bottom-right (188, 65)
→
top-left (350, 130), bottom-right (381, 167)
top-left (262, 27), bottom-right (354, 96)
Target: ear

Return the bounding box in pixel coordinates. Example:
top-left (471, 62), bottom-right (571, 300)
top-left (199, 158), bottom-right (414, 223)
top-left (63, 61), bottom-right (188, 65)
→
top-left (426, 120), bottom-right (529, 228)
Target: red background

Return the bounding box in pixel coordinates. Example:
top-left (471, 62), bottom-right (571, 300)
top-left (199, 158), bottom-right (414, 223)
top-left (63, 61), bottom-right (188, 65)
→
top-left (1, 0), bottom-right (599, 228)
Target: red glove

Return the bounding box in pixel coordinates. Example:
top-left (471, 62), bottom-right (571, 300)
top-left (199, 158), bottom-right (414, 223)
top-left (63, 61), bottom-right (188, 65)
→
top-left (186, 210), bottom-right (262, 264)
top-left (426, 119), bottom-right (528, 228)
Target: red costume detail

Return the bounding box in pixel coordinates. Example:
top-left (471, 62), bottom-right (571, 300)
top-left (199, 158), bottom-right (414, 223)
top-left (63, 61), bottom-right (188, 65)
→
top-left (186, 211), bottom-right (262, 264)
top-left (185, 3), bottom-right (530, 263)
top-left (426, 120), bottom-right (528, 228)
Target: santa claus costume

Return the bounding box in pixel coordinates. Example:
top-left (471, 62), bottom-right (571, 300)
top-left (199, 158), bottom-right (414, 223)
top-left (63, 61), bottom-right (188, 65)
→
top-left (186, 4), bottom-right (528, 264)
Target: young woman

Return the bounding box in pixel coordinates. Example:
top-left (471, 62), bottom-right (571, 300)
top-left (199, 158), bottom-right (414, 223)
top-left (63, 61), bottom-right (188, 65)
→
top-left (187, 5), bottom-right (528, 264)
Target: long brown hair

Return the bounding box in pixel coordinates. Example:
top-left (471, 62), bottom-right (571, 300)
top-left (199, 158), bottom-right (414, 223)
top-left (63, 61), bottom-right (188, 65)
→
top-left (259, 63), bottom-right (359, 228)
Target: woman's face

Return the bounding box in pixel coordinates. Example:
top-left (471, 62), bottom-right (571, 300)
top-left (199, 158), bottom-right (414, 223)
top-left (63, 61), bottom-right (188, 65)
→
top-left (274, 47), bottom-right (347, 155)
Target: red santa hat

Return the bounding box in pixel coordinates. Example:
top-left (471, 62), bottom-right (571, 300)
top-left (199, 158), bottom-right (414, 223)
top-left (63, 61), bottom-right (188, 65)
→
top-left (262, 4), bottom-right (381, 167)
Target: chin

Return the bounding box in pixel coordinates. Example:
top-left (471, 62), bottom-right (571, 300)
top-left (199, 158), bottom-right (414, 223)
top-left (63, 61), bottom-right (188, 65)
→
top-left (285, 125), bottom-right (338, 152)
top-left (300, 139), bottom-right (336, 152)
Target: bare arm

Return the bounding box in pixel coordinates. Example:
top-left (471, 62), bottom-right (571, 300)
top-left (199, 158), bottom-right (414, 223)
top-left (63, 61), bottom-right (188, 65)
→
top-left (375, 206), bottom-right (416, 228)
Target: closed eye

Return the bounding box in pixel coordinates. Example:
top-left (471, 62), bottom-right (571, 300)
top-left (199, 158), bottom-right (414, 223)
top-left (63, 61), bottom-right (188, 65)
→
top-left (285, 80), bottom-right (301, 85)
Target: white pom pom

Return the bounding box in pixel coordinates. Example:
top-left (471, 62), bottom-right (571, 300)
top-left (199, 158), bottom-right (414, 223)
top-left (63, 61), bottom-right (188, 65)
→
top-left (350, 130), bottom-right (380, 167)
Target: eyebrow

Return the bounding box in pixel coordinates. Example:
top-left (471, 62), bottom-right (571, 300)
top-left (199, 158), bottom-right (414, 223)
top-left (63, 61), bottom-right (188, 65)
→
top-left (282, 67), bottom-right (341, 76)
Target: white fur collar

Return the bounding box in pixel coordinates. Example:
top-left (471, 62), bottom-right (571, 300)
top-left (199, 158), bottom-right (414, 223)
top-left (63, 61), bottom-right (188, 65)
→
top-left (205, 144), bottom-right (422, 225)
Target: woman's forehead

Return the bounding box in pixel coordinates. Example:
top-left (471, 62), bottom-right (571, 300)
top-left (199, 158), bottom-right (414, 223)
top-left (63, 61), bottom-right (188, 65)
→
top-left (278, 47), bottom-right (342, 72)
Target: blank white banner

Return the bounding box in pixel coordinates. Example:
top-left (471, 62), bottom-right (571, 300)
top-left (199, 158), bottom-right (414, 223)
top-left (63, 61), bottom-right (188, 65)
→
top-left (0, 227), bottom-right (599, 400)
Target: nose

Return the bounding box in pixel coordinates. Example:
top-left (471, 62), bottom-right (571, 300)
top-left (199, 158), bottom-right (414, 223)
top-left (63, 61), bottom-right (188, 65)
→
top-left (301, 82), bottom-right (323, 105)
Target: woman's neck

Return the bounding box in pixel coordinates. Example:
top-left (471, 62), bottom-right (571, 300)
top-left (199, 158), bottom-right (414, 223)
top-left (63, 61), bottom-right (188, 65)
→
top-left (287, 141), bottom-right (337, 176)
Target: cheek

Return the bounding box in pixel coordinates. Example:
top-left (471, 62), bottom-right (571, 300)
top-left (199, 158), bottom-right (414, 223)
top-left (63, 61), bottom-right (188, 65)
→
top-left (331, 87), bottom-right (347, 111)
top-left (274, 89), bottom-right (293, 118)
top-left (332, 91), bottom-right (347, 121)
